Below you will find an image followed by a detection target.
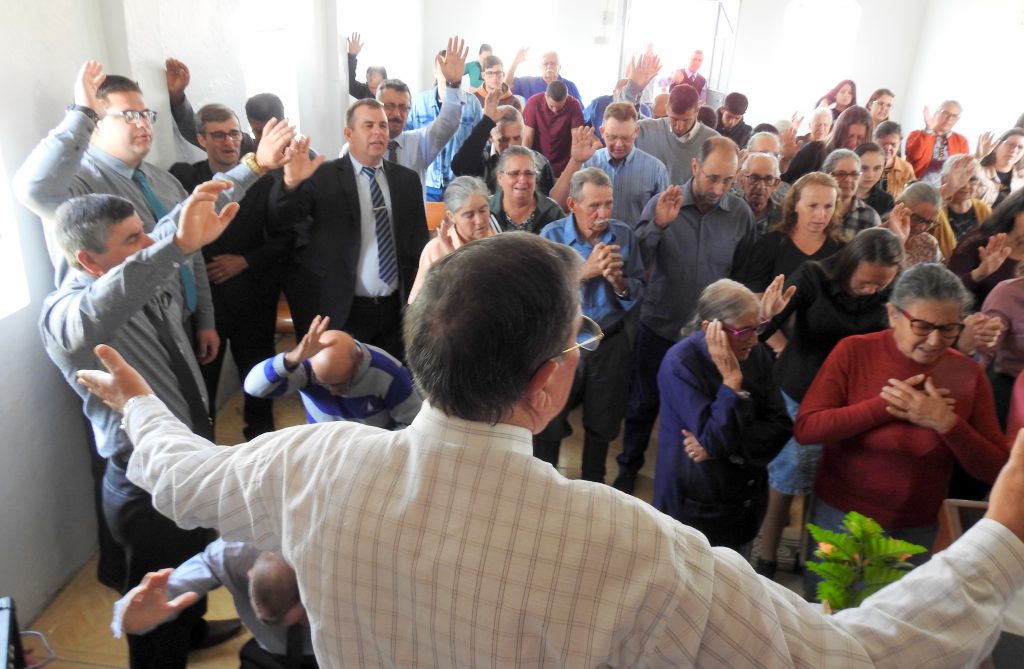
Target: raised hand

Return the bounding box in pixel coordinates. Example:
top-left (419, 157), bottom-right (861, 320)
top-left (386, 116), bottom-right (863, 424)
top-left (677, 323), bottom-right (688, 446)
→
top-left (281, 136), bottom-right (325, 191)
top-left (760, 274), bottom-right (796, 319)
top-left (284, 315), bottom-right (335, 368)
top-left (569, 126), bottom-right (600, 165)
top-left (973, 232), bottom-right (1012, 281)
top-left (976, 131), bottom-right (997, 159)
top-left (512, 46), bottom-right (529, 66)
top-left (439, 35), bottom-right (469, 85)
top-left (682, 429), bottom-right (711, 463)
top-left (76, 344), bottom-right (155, 413)
top-left (483, 86), bottom-right (501, 122)
top-left (174, 181), bottom-right (241, 255)
top-left (881, 375), bottom-right (957, 433)
top-left (923, 105), bottom-right (938, 132)
top-left (653, 185), bottom-right (684, 228)
top-left (627, 52), bottom-right (662, 90)
top-left (944, 154), bottom-right (977, 196)
top-left (74, 60), bottom-right (106, 111)
top-left (118, 569), bottom-right (200, 636)
top-left (346, 32), bottom-right (364, 56)
top-left (883, 202), bottom-right (911, 246)
top-left (164, 58), bottom-right (190, 106)
top-left (255, 118), bottom-right (298, 171)
top-left (780, 125), bottom-right (799, 159)
top-left (705, 319), bottom-right (743, 392)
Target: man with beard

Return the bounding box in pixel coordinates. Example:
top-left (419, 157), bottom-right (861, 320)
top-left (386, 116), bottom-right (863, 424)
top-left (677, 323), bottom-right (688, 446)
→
top-left (613, 136), bottom-right (755, 493)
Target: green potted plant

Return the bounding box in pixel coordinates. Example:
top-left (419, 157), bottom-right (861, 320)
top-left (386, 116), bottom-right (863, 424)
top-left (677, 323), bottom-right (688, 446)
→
top-left (806, 511), bottom-right (927, 611)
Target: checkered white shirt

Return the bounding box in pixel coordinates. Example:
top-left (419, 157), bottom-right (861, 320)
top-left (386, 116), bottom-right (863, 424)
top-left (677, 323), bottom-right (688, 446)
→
top-left (126, 397), bottom-right (1024, 667)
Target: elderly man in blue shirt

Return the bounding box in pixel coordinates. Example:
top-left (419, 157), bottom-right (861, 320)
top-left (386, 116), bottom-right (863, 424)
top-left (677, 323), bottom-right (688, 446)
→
top-left (535, 167), bottom-right (645, 483)
top-left (550, 102), bottom-right (669, 229)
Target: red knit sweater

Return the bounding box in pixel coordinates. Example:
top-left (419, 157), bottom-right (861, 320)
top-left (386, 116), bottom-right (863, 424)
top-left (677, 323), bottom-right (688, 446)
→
top-left (795, 330), bottom-right (1008, 529)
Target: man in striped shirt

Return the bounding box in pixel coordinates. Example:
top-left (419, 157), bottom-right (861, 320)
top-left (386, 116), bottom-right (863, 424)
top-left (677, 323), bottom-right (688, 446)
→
top-left (244, 315), bottom-right (421, 429)
top-left (550, 102), bottom-right (669, 228)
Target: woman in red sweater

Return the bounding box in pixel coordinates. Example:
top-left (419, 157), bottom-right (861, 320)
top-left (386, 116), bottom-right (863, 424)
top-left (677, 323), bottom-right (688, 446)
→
top-left (795, 263), bottom-right (1008, 567)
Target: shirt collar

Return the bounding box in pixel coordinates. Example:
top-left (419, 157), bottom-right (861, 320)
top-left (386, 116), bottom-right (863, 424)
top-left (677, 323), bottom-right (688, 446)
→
top-left (682, 178), bottom-right (732, 212)
top-left (563, 214), bottom-right (614, 246)
top-left (410, 402), bottom-right (534, 457)
top-left (349, 153), bottom-right (383, 172)
top-left (87, 146), bottom-right (139, 180)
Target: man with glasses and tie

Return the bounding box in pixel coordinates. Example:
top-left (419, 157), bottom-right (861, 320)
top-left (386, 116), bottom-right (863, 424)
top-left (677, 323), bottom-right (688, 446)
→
top-left (535, 168), bottom-right (645, 483)
top-left (13, 59), bottom-right (294, 601)
top-left (614, 136), bottom-right (755, 493)
top-left (169, 103), bottom-right (294, 440)
top-left (272, 99), bottom-right (428, 358)
top-left (40, 182), bottom-right (263, 668)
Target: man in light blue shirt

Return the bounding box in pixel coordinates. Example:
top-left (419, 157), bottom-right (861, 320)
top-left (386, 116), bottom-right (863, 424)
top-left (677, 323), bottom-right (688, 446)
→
top-left (550, 102), bottom-right (668, 228)
top-left (406, 43), bottom-right (482, 201)
top-left (536, 168), bottom-right (644, 483)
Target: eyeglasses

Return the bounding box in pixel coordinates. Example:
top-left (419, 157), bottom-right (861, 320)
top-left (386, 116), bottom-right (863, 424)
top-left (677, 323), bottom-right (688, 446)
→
top-left (500, 169), bottom-right (537, 180)
top-left (894, 305), bottom-right (965, 338)
top-left (744, 174), bottom-right (778, 186)
top-left (697, 165), bottom-right (735, 188)
top-left (830, 170), bottom-right (862, 180)
top-left (382, 103), bottom-right (411, 114)
top-left (483, 69), bottom-right (504, 77)
top-left (937, 109), bottom-right (960, 120)
top-left (104, 109), bottom-right (158, 124)
top-left (909, 212), bottom-right (938, 229)
top-left (561, 315), bottom-right (604, 355)
top-left (203, 130), bottom-right (243, 141)
top-left (722, 317), bottom-right (770, 338)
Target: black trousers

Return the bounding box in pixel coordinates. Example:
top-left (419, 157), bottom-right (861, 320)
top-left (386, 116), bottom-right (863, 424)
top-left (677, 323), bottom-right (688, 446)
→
top-left (200, 278), bottom-right (278, 440)
top-left (344, 294), bottom-right (404, 361)
top-left (239, 638), bottom-right (319, 669)
top-left (102, 459), bottom-right (212, 668)
top-left (534, 323), bottom-right (631, 482)
top-left (616, 323), bottom-right (675, 475)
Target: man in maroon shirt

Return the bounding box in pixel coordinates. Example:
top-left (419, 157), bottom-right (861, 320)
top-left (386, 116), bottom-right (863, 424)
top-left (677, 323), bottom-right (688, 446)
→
top-left (523, 80), bottom-right (584, 177)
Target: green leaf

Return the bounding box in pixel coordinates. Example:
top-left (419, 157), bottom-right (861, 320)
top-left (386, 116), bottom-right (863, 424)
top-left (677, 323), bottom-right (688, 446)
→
top-left (842, 512), bottom-right (883, 540)
top-left (806, 525), bottom-right (860, 561)
top-left (851, 583), bottom-right (888, 607)
top-left (862, 564), bottom-right (912, 587)
top-left (863, 536), bottom-right (927, 562)
top-left (817, 580), bottom-right (850, 610)
top-left (807, 560), bottom-right (857, 586)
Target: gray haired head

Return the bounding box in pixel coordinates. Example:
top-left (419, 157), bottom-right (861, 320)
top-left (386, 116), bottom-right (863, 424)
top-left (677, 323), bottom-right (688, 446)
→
top-left (569, 167), bottom-right (612, 201)
top-left (443, 176), bottom-right (491, 213)
top-left (684, 279), bottom-right (760, 336)
top-left (822, 148), bottom-right (860, 174)
top-left (890, 263), bottom-right (973, 314)
top-left (897, 181), bottom-right (942, 209)
top-left (496, 145), bottom-right (540, 172)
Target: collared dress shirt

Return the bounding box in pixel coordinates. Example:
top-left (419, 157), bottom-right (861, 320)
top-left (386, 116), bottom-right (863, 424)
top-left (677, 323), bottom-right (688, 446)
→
top-left (582, 147), bottom-right (669, 228)
top-left (124, 395), bottom-right (1024, 667)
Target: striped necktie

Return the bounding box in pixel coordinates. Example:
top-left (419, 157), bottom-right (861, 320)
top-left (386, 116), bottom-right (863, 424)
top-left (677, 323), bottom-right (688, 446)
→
top-left (132, 169), bottom-right (197, 312)
top-left (387, 140), bottom-right (399, 164)
top-left (360, 166), bottom-right (398, 285)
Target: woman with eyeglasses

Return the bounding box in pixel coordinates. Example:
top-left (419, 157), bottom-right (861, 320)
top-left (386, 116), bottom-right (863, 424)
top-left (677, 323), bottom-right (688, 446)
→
top-left (948, 189), bottom-right (1024, 306)
top-left (736, 172), bottom-right (845, 298)
top-left (930, 155), bottom-right (991, 260)
top-left (893, 182), bottom-right (944, 266)
top-left (977, 128), bottom-right (1024, 207)
top-left (489, 146), bottom-right (563, 233)
top-left (865, 88), bottom-right (895, 127)
top-left (795, 263), bottom-right (1007, 581)
top-left (652, 279), bottom-right (791, 553)
top-left (408, 176), bottom-right (499, 303)
top-left (753, 228), bottom-right (903, 578)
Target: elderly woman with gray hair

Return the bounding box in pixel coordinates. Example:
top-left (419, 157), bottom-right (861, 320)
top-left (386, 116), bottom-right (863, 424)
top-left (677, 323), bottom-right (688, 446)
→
top-left (408, 176), bottom-right (499, 302)
top-left (489, 146), bottom-right (563, 233)
top-left (889, 181), bottom-right (944, 266)
top-left (823, 148), bottom-right (882, 239)
top-left (795, 263), bottom-right (1008, 566)
top-left (652, 279), bottom-right (791, 552)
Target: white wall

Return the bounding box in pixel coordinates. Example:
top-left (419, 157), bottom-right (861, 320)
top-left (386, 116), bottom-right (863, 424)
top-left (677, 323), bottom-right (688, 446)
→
top-left (902, 0), bottom-right (1024, 146)
top-left (730, 0), bottom-right (929, 134)
top-left (0, 0), bottom-right (113, 622)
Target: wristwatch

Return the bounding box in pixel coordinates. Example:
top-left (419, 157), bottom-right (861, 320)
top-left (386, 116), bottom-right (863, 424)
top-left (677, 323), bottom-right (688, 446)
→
top-left (241, 152), bottom-right (267, 177)
top-left (66, 103), bottom-right (99, 124)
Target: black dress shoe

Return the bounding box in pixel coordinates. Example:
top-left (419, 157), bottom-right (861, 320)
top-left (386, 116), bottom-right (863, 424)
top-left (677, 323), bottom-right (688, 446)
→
top-left (190, 618), bottom-right (243, 651)
top-left (612, 468), bottom-right (637, 494)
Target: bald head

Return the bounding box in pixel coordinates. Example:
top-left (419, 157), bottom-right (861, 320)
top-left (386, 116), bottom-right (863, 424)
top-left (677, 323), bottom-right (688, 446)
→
top-left (248, 552), bottom-right (304, 628)
top-left (309, 330), bottom-right (363, 395)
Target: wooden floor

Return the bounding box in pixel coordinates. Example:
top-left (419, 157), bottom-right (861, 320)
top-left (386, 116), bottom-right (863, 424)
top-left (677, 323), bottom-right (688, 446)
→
top-left (24, 334), bottom-right (801, 666)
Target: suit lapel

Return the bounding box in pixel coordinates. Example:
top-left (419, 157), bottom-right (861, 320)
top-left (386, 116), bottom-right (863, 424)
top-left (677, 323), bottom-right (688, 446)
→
top-left (339, 156), bottom-right (363, 230)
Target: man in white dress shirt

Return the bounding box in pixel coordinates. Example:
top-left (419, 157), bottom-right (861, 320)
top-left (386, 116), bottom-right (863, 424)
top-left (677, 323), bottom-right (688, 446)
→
top-left (78, 232), bottom-right (1024, 668)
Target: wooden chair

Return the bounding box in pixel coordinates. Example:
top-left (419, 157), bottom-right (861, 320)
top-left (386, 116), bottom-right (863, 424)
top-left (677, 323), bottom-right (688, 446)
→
top-left (275, 293), bottom-right (294, 335)
top-left (425, 201), bottom-right (446, 238)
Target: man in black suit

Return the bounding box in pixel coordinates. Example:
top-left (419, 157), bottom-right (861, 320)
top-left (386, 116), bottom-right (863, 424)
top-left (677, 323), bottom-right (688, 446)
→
top-left (169, 103), bottom-right (293, 439)
top-left (271, 99), bottom-right (428, 359)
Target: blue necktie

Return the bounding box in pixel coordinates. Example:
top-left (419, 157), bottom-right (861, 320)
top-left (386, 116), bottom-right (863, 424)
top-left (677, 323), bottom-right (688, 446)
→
top-left (361, 166), bottom-right (398, 286)
top-left (132, 169), bottom-right (197, 312)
